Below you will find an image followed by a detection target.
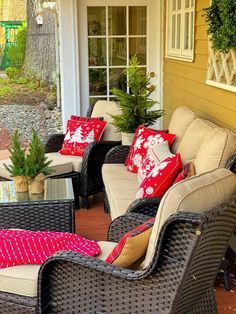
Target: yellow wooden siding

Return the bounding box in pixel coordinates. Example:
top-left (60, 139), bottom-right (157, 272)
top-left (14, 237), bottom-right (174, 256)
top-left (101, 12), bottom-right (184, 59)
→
top-left (163, 0), bottom-right (236, 133)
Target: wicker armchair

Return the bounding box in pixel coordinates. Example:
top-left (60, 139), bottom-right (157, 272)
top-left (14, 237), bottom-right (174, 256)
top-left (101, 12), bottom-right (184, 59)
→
top-left (45, 101), bottom-right (121, 209)
top-left (38, 194), bottom-right (236, 313)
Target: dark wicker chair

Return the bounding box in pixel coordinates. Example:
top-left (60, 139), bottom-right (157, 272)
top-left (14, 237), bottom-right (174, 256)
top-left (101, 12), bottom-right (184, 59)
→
top-left (45, 102), bottom-right (121, 209)
top-left (37, 195), bottom-right (236, 313)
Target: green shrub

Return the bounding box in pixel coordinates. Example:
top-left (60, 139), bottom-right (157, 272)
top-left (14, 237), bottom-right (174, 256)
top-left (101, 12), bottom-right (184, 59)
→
top-left (5, 67), bottom-right (21, 79)
top-left (205, 0), bottom-right (236, 52)
top-left (8, 23), bottom-right (27, 69)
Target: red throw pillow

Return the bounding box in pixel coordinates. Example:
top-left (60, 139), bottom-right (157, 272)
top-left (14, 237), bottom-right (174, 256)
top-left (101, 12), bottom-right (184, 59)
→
top-left (138, 141), bottom-right (175, 183)
top-left (136, 153), bottom-right (182, 199)
top-left (59, 119), bottom-right (107, 156)
top-left (0, 230), bottom-right (101, 269)
top-left (125, 126), bottom-right (176, 173)
top-left (70, 115), bottom-right (103, 121)
top-left (174, 162), bottom-right (196, 183)
top-left (105, 217), bottom-right (155, 267)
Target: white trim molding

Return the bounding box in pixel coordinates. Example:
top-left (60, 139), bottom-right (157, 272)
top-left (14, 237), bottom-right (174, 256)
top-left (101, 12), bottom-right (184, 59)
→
top-left (57, 0), bottom-right (81, 130)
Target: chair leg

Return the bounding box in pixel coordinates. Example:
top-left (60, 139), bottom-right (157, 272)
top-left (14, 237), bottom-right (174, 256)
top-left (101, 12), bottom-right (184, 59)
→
top-left (82, 196), bottom-right (89, 209)
top-left (221, 258), bottom-right (230, 291)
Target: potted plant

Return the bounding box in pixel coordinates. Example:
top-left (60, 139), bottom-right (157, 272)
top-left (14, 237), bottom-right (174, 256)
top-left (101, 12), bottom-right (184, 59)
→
top-left (4, 130), bottom-right (28, 193)
top-left (110, 55), bottom-right (165, 145)
top-left (25, 129), bottom-right (53, 194)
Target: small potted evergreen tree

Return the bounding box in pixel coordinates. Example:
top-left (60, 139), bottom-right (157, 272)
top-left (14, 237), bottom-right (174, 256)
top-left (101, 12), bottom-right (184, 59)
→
top-left (25, 129), bottom-right (53, 194)
top-left (4, 131), bottom-right (28, 193)
top-left (110, 55), bottom-right (165, 145)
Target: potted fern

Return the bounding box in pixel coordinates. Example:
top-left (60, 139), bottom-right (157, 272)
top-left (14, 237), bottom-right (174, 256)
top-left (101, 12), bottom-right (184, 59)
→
top-left (4, 131), bottom-right (28, 193)
top-left (110, 55), bottom-right (165, 145)
top-left (25, 129), bottom-right (53, 194)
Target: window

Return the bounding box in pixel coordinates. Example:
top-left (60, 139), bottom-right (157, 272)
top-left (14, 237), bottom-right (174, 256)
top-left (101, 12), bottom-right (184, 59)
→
top-left (166, 0), bottom-right (195, 61)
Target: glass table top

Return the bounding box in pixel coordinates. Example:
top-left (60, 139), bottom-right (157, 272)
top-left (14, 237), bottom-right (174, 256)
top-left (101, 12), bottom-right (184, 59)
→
top-left (0, 178), bottom-right (74, 204)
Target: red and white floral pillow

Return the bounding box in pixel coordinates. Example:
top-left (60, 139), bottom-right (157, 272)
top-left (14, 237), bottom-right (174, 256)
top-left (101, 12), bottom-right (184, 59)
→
top-left (136, 151), bottom-right (182, 199)
top-left (59, 119), bottom-right (107, 157)
top-left (138, 141), bottom-right (175, 183)
top-left (125, 126), bottom-right (176, 173)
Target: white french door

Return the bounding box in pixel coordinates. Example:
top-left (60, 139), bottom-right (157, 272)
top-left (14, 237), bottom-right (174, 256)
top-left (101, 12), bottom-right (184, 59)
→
top-left (78, 0), bottom-right (162, 125)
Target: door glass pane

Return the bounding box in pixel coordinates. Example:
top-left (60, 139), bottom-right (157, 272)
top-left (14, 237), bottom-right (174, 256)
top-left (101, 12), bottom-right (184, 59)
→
top-left (172, 0), bottom-right (176, 11)
top-left (109, 68), bottom-right (127, 93)
top-left (177, 14), bottom-right (181, 49)
top-left (129, 38), bottom-right (146, 64)
top-left (89, 97), bottom-right (107, 107)
top-left (109, 38), bottom-right (127, 66)
top-left (88, 7), bottom-right (106, 36)
top-left (108, 7), bottom-right (126, 35)
top-left (184, 12), bottom-right (189, 49)
top-left (185, 0), bottom-right (190, 8)
top-left (172, 15), bottom-right (176, 49)
top-left (88, 38), bottom-right (106, 66)
top-left (89, 69), bottom-right (107, 95)
top-left (129, 7), bottom-right (147, 35)
top-left (177, 0), bottom-right (181, 9)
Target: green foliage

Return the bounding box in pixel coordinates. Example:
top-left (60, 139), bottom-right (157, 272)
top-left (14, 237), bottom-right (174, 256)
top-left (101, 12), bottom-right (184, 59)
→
top-left (4, 131), bottom-right (26, 177)
top-left (0, 85), bottom-right (11, 96)
top-left (5, 67), bottom-right (21, 79)
top-left (8, 23), bottom-right (27, 69)
top-left (110, 56), bottom-right (164, 133)
top-left (25, 129), bottom-right (54, 179)
top-left (204, 0), bottom-right (236, 52)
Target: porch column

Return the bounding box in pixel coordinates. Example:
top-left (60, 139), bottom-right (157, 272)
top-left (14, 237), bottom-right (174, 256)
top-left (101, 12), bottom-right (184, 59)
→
top-left (57, 0), bottom-right (80, 130)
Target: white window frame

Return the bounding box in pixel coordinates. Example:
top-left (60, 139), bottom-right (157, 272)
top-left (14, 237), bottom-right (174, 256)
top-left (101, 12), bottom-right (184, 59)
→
top-left (165, 0), bottom-right (195, 62)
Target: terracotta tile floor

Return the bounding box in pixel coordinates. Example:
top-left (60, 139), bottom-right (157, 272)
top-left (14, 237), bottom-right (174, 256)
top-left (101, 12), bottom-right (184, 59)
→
top-left (0, 149), bottom-right (235, 312)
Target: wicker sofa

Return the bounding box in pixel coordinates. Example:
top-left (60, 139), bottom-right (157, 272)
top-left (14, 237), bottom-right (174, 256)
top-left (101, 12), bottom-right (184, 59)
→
top-left (0, 101), bottom-right (121, 209)
top-left (0, 168), bottom-right (234, 313)
top-left (102, 106), bottom-right (236, 220)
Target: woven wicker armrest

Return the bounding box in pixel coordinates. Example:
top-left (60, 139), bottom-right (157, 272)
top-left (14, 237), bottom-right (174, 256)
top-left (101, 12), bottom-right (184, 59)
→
top-left (226, 153), bottom-right (236, 174)
top-left (107, 213), bottom-right (150, 242)
top-left (45, 134), bottom-right (65, 153)
top-left (127, 197), bottom-right (162, 217)
top-left (105, 145), bottom-right (130, 164)
top-left (81, 140), bottom-right (121, 176)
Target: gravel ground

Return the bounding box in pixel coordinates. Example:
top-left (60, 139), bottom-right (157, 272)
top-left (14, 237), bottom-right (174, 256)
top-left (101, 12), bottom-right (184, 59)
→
top-left (0, 103), bottom-right (63, 149)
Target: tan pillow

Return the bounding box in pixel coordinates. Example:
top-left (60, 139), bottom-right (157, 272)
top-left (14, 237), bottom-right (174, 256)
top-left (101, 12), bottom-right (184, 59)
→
top-left (194, 128), bottom-right (236, 174)
top-left (105, 218), bottom-right (155, 268)
top-left (168, 106), bottom-right (196, 153)
top-left (177, 119), bottom-right (213, 164)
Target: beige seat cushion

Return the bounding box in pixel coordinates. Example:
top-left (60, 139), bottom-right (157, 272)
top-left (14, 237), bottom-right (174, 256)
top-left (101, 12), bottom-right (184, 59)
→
top-left (91, 100), bottom-right (121, 141)
top-left (0, 264), bottom-right (40, 297)
top-left (143, 168), bottom-right (236, 268)
top-left (168, 106), bottom-right (196, 153)
top-left (47, 152), bottom-right (83, 173)
top-left (194, 128), bottom-right (236, 174)
top-left (111, 199), bottom-right (135, 221)
top-left (97, 241), bottom-right (117, 261)
top-left (177, 119), bottom-right (213, 164)
top-left (102, 164), bottom-right (138, 185)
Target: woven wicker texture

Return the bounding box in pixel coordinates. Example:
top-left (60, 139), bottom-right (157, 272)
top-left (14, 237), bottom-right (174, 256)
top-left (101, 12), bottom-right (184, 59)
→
top-left (38, 196), bottom-right (236, 313)
top-left (105, 145), bottom-right (130, 164)
top-left (0, 292), bottom-right (37, 314)
top-left (0, 201), bottom-right (74, 233)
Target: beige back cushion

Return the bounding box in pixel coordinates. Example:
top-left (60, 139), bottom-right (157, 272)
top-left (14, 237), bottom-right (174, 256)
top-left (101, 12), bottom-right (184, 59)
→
top-left (195, 128), bottom-right (236, 174)
top-left (168, 106), bottom-right (196, 153)
top-left (143, 168), bottom-right (236, 268)
top-left (91, 100), bottom-right (121, 141)
top-left (177, 119), bottom-right (213, 164)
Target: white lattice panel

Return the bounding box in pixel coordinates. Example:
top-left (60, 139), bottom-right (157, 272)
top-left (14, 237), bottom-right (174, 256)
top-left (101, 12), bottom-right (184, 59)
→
top-left (206, 43), bottom-right (236, 93)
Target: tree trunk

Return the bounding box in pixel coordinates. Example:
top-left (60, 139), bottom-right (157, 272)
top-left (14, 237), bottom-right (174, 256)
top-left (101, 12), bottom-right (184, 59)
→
top-left (24, 0), bottom-right (56, 85)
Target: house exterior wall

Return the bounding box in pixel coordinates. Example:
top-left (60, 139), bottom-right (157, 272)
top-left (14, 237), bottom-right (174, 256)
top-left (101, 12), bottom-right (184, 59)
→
top-left (163, 0), bottom-right (236, 133)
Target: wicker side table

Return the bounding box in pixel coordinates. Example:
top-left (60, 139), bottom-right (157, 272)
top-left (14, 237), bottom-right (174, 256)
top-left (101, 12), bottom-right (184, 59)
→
top-left (0, 178), bottom-right (75, 233)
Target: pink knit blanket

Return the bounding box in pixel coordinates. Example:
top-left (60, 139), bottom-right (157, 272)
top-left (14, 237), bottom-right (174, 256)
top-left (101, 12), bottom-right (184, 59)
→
top-left (0, 230), bottom-right (101, 268)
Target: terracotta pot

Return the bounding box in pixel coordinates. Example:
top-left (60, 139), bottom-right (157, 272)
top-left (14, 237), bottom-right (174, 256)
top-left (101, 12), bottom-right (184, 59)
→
top-left (29, 173), bottom-right (45, 194)
top-left (13, 176), bottom-right (28, 193)
top-left (122, 132), bottom-right (135, 145)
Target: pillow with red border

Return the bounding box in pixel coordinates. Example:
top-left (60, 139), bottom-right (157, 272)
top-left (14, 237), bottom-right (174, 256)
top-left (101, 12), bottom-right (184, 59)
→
top-left (174, 162), bottom-right (195, 184)
top-left (125, 126), bottom-right (176, 173)
top-left (70, 115), bottom-right (104, 121)
top-left (138, 141), bottom-right (175, 184)
top-left (136, 153), bottom-right (182, 199)
top-left (59, 119), bottom-right (107, 157)
top-left (105, 217), bottom-right (155, 268)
